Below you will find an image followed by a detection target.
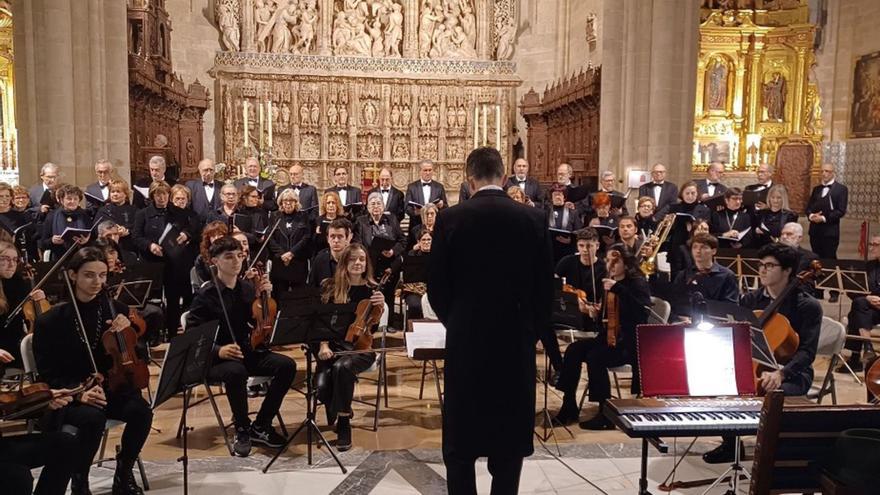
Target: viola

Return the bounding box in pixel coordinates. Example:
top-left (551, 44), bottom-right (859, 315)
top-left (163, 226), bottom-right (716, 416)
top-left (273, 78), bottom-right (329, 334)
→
top-left (0, 376), bottom-right (98, 421)
top-left (344, 269), bottom-right (392, 351)
top-left (604, 250), bottom-right (621, 348)
top-left (101, 288), bottom-right (150, 392)
top-left (20, 260), bottom-right (51, 334)
top-left (250, 262), bottom-right (278, 350)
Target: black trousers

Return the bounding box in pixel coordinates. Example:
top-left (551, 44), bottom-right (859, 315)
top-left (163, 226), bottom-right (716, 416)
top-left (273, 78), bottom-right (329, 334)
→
top-left (163, 274), bottom-right (192, 339)
top-left (556, 337), bottom-right (637, 404)
top-left (0, 432), bottom-right (77, 495)
top-left (316, 351), bottom-right (375, 422)
top-left (270, 259), bottom-right (309, 298)
top-left (443, 451), bottom-right (524, 495)
top-left (845, 296), bottom-right (880, 352)
top-left (208, 350), bottom-right (296, 428)
top-left (48, 388), bottom-right (153, 475)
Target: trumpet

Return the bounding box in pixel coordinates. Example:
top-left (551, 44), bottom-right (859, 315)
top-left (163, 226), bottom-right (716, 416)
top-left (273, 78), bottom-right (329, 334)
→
top-left (638, 213), bottom-right (676, 276)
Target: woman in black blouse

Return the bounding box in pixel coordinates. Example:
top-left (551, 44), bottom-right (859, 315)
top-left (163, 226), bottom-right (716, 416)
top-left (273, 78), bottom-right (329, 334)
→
top-left (238, 184), bottom-right (269, 238)
top-left (268, 188), bottom-right (312, 295)
top-left (315, 190), bottom-right (343, 254)
top-left (0, 240), bottom-right (46, 367)
top-left (752, 184), bottom-right (798, 248)
top-left (94, 179), bottom-right (139, 257)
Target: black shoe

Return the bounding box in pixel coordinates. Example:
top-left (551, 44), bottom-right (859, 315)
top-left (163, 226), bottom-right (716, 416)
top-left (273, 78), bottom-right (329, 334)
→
top-left (702, 439), bottom-right (744, 464)
top-left (112, 458), bottom-right (144, 495)
top-left (552, 403), bottom-right (579, 426)
top-left (336, 416), bottom-right (352, 452)
top-left (233, 425), bottom-right (252, 457)
top-left (70, 473), bottom-right (92, 495)
top-left (578, 413), bottom-right (615, 430)
top-left (260, 382), bottom-right (270, 396)
top-left (548, 370), bottom-right (561, 387)
top-left (250, 422), bottom-right (287, 448)
top-left (247, 385), bottom-right (260, 398)
top-left (829, 292), bottom-right (839, 303)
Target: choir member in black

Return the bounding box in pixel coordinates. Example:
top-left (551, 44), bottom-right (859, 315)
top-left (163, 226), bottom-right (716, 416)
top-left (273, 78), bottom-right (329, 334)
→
top-left (133, 156), bottom-right (175, 209)
top-left (616, 216), bottom-right (641, 253)
top-left (670, 233), bottom-right (739, 319)
top-left (278, 164), bottom-right (319, 222)
top-left (553, 228), bottom-right (607, 334)
top-left (428, 147), bottom-right (553, 494)
top-left (710, 187), bottom-right (752, 249)
top-left (315, 243), bottom-right (386, 451)
top-left (206, 183), bottom-right (240, 227)
top-left (267, 188), bottom-right (312, 294)
top-left (659, 181), bottom-right (711, 221)
top-left (635, 196), bottom-right (658, 238)
top-left (0, 240), bottom-right (47, 368)
top-left (548, 184), bottom-right (583, 264)
top-left (33, 247), bottom-right (153, 495)
top-left (0, 183), bottom-right (37, 261)
top-left (0, 345), bottom-right (76, 495)
top-left (193, 221), bottom-right (230, 286)
top-left (12, 185), bottom-right (32, 215)
top-left (404, 160), bottom-right (448, 229)
top-left (744, 163), bottom-right (774, 214)
top-left (94, 179), bottom-right (139, 257)
top-left (233, 157), bottom-right (277, 211)
top-left (314, 190), bottom-right (343, 254)
top-left (83, 159), bottom-right (113, 215)
top-left (184, 158), bottom-right (223, 222)
top-left (185, 236), bottom-right (296, 457)
top-left (132, 181), bottom-right (197, 338)
top-left (704, 243), bottom-right (821, 464)
top-left (504, 158), bottom-right (544, 206)
top-left (355, 192), bottom-right (406, 306)
top-left (237, 184), bottom-right (269, 236)
top-left (401, 228), bottom-right (432, 320)
top-left (366, 167), bottom-right (406, 222)
top-left (506, 185), bottom-right (534, 207)
top-left (553, 243), bottom-right (651, 430)
top-left (806, 163), bottom-right (848, 302)
top-left (840, 234), bottom-right (880, 372)
top-left (695, 161), bottom-right (728, 202)
top-left (577, 171), bottom-right (628, 219)
top-left (637, 163), bottom-right (678, 213)
top-left (405, 202), bottom-right (437, 251)
top-left (325, 167), bottom-right (363, 213)
top-left (309, 218), bottom-right (353, 288)
top-left (752, 184), bottom-right (797, 248)
top-left (40, 184), bottom-right (92, 261)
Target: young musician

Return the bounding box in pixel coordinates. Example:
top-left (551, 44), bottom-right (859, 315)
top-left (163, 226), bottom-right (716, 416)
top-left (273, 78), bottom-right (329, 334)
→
top-left (186, 236), bottom-right (296, 457)
top-left (315, 243), bottom-right (386, 451)
top-left (310, 218), bottom-right (353, 288)
top-left (267, 188), bottom-right (312, 294)
top-left (0, 240), bottom-right (46, 367)
top-left (710, 187), bottom-right (752, 249)
top-left (554, 228), bottom-right (607, 334)
top-left (33, 247), bottom-right (153, 495)
top-left (703, 243), bottom-right (821, 464)
top-left (40, 184), bottom-right (92, 261)
top-left (669, 233), bottom-right (739, 318)
top-left (752, 184), bottom-right (797, 248)
top-left (553, 243), bottom-right (651, 429)
top-left (840, 234), bottom-right (880, 372)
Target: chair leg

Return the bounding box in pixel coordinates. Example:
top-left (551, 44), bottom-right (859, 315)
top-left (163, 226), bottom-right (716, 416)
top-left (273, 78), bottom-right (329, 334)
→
top-left (612, 372), bottom-right (622, 399)
top-left (372, 353), bottom-right (383, 432)
top-left (432, 360), bottom-right (443, 408)
top-left (97, 428), bottom-right (110, 467)
top-left (136, 455), bottom-right (150, 491)
top-left (205, 384), bottom-right (233, 456)
top-left (418, 361), bottom-right (428, 400)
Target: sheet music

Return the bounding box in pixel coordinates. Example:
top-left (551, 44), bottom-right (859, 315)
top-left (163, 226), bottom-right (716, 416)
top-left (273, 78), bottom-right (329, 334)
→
top-left (405, 321), bottom-right (446, 357)
top-left (683, 326), bottom-right (738, 396)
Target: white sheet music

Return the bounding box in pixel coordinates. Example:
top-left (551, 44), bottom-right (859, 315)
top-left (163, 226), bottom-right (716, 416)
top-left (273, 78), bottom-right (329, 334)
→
top-left (406, 321), bottom-right (446, 357)
top-left (683, 326), bottom-right (738, 396)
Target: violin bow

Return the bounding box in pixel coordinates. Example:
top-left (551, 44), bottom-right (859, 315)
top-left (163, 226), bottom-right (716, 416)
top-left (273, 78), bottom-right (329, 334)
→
top-left (247, 216), bottom-right (282, 272)
top-left (208, 264), bottom-right (240, 347)
top-left (4, 240), bottom-right (82, 328)
top-left (63, 270), bottom-right (101, 377)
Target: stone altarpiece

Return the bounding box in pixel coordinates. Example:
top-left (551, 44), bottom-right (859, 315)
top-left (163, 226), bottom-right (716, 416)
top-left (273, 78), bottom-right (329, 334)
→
top-left (212, 0), bottom-right (520, 197)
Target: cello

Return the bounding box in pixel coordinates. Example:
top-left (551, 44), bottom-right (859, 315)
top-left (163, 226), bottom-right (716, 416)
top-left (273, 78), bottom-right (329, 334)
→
top-left (344, 269), bottom-right (392, 351)
top-left (250, 262), bottom-right (277, 349)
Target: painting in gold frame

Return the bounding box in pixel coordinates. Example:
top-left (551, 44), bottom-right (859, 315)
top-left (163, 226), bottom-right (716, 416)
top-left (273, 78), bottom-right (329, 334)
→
top-left (850, 50), bottom-right (880, 138)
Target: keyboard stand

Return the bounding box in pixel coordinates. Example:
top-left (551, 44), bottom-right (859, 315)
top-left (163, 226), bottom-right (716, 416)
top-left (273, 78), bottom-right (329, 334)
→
top-left (635, 437), bottom-right (667, 495)
top-left (700, 435), bottom-right (750, 495)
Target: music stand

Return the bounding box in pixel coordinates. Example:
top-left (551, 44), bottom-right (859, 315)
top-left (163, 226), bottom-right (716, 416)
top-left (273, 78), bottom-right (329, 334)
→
top-left (151, 321), bottom-right (218, 495)
top-left (109, 280), bottom-right (153, 308)
top-left (263, 302), bottom-right (349, 474)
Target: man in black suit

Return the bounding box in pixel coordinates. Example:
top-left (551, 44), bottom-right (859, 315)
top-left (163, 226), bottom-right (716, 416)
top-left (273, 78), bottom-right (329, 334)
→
top-left (428, 147), bottom-right (553, 495)
top-left (840, 234), bottom-right (880, 372)
top-left (234, 157), bottom-right (277, 211)
top-left (133, 155), bottom-right (175, 209)
top-left (276, 164), bottom-right (319, 222)
top-left (504, 158), bottom-right (544, 206)
top-left (404, 160), bottom-right (447, 229)
top-left (695, 161), bottom-right (728, 202)
top-left (745, 163), bottom-right (774, 193)
top-left (638, 163), bottom-right (678, 213)
top-left (367, 167), bottom-right (405, 222)
top-left (325, 166), bottom-right (363, 213)
top-left (84, 159), bottom-right (113, 213)
top-left (806, 163), bottom-right (848, 301)
top-left (185, 158), bottom-right (223, 221)
top-left (28, 162), bottom-right (60, 213)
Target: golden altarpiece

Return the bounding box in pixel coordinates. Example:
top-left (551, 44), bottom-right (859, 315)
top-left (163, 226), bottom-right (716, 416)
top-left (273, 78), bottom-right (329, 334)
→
top-left (0, 3), bottom-right (15, 176)
top-left (696, 0), bottom-right (823, 210)
top-left (210, 0), bottom-right (520, 197)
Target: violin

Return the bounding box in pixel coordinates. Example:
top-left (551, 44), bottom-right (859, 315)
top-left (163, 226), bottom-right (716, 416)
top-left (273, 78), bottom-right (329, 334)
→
top-left (20, 259), bottom-right (51, 334)
top-left (753, 260), bottom-right (822, 394)
top-left (603, 250), bottom-right (622, 348)
top-left (0, 376), bottom-right (98, 421)
top-left (344, 269), bottom-right (392, 351)
top-left (101, 287), bottom-right (150, 392)
top-left (250, 262), bottom-right (278, 350)
top-left (562, 283), bottom-right (587, 301)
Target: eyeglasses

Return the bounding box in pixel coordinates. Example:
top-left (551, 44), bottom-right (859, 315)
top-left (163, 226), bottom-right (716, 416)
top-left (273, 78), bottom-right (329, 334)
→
top-left (0, 256), bottom-right (19, 265)
top-left (757, 262), bottom-right (781, 271)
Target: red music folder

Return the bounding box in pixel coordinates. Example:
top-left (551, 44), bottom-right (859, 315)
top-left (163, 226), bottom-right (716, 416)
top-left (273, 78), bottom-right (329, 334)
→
top-left (636, 323), bottom-right (756, 397)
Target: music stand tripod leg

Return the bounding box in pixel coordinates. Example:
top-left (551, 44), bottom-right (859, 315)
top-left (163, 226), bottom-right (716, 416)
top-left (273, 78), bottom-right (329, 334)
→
top-left (700, 435), bottom-right (748, 495)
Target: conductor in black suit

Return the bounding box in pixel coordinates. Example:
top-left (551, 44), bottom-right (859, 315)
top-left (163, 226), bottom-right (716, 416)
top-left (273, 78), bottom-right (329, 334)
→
top-left (428, 147), bottom-right (553, 494)
top-left (504, 158), bottom-right (544, 206)
top-left (405, 160), bottom-right (447, 229)
top-left (366, 167), bottom-right (405, 222)
top-left (275, 164), bottom-right (319, 222)
top-left (637, 163), bottom-right (678, 213)
top-left (694, 161), bottom-right (729, 202)
top-left (184, 158), bottom-right (223, 222)
top-left (234, 157), bottom-right (277, 211)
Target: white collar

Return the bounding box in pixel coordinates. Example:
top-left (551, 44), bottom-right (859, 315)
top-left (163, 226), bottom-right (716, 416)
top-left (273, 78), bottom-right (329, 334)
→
top-left (822, 179), bottom-right (835, 187)
top-left (478, 185), bottom-right (503, 192)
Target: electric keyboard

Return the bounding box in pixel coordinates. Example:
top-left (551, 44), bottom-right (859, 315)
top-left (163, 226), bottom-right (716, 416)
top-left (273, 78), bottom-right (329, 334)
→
top-left (605, 397), bottom-right (763, 437)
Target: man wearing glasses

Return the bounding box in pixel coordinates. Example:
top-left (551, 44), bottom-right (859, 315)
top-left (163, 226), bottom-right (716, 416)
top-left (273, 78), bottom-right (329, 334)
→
top-left (637, 163), bottom-right (678, 213)
top-left (840, 235), bottom-right (880, 372)
top-left (325, 166), bottom-right (363, 213)
top-left (703, 242), bottom-right (821, 464)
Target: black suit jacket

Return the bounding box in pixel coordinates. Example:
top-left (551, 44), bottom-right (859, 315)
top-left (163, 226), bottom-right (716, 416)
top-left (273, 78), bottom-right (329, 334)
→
top-left (427, 188), bottom-right (553, 458)
top-left (694, 179), bottom-right (728, 198)
top-left (404, 180), bottom-right (448, 226)
top-left (805, 181), bottom-right (848, 239)
top-left (459, 182), bottom-right (472, 202)
top-left (132, 176), bottom-right (176, 209)
top-left (234, 176), bottom-right (277, 211)
top-left (84, 182), bottom-right (110, 211)
top-left (504, 176), bottom-right (544, 206)
top-left (367, 186), bottom-right (405, 222)
top-left (638, 181), bottom-right (679, 212)
top-left (276, 183), bottom-right (319, 221)
top-left (185, 179), bottom-right (223, 221)
top-left (325, 185), bottom-right (363, 208)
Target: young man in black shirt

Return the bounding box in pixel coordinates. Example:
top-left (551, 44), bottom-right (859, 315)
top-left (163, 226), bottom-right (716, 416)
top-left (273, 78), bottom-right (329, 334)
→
top-left (309, 218), bottom-right (353, 287)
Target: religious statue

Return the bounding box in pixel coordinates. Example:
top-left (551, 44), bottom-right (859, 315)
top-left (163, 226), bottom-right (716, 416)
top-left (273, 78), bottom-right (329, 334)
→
top-left (461, 3), bottom-right (476, 50)
top-left (456, 105), bottom-right (467, 127)
top-left (418, 4), bottom-right (443, 58)
top-left (295, 5), bottom-right (318, 53)
top-left (339, 105), bottom-right (349, 126)
top-left (327, 103), bottom-right (338, 126)
top-left (369, 19), bottom-right (384, 58)
top-left (428, 104), bottom-right (440, 127)
top-left (384, 3), bottom-right (404, 57)
top-left (300, 102), bottom-right (310, 126)
top-left (705, 58), bottom-right (729, 110)
top-left (310, 101), bottom-right (320, 126)
top-left (400, 104), bottom-right (412, 125)
top-left (418, 104), bottom-right (429, 127)
top-left (281, 103), bottom-right (291, 128)
top-left (762, 72), bottom-right (786, 120)
top-left (254, 0), bottom-right (274, 52)
top-left (496, 20), bottom-right (516, 60)
top-left (219, 4), bottom-right (240, 52)
top-left (586, 13), bottom-right (597, 44)
top-left (390, 104), bottom-right (401, 126)
top-left (363, 100), bottom-right (377, 125)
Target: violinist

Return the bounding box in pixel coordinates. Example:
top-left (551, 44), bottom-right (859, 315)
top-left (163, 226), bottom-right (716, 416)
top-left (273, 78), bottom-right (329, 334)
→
top-left (553, 243), bottom-right (650, 430)
top-left (94, 179), bottom-right (138, 256)
top-left (703, 243), bottom-right (820, 464)
top-left (554, 228), bottom-right (607, 332)
top-left (315, 243), bottom-right (385, 452)
top-left (40, 184), bottom-right (92, 261)
top-left (185, 236), bottom-right (295, 457)
top-left (267, 188), bottom-right (312, 295)
top-left (33, 247), bottom-right (153, 495)
top-left (0, 240), bottom-right (47, 367)
top-left (309, 218), bottom-right (353, 288)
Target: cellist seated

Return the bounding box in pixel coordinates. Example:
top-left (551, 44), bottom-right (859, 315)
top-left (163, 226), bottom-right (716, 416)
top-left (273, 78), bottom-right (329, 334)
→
top-left (186, 236), bottom-right (296, 458)
top-left (552, 244), bottom-right (651, 430)
top-left (314, 243), bottom-right (384, 452)
top-left (703, 243), bottom-right (821, 464)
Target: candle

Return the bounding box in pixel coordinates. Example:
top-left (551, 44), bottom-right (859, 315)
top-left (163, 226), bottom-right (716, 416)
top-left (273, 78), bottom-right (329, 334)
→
top-left (481, 104), bottom-right (487, 146)
top-left (259, 101), bottom-right (264, 149)
top-left (495, 104), bottom-right (501, 150)
top-left (473, 105), bottom-right (479, 149)
top-left (267, 100), bottom-right (273, 148)
top-left (243, 100), bottom-right (249, 148)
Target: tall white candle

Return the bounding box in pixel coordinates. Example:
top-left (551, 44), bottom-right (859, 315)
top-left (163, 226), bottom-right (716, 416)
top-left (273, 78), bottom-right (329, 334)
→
top-left (495, 104), bottom-right (501, 150)
top-left (259, 101), bottom-right (264, 149)
top-left (473, 105), bottom-right (479, 149)
top-left (267, 100), bottom-right (273, 148)
top-left (481, 104), bottom-right (487, 146)
top-left (243, 100), bottom-right (249, 148)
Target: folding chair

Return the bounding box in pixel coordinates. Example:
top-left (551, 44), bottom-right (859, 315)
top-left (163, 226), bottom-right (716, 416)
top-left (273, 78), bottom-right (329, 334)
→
top-left (808, 316), bottom-right (846, 404)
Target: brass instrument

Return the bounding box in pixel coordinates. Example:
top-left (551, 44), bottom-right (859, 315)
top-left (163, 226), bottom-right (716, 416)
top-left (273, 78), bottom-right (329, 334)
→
top-left (638, 213), bottom-right (676, 276)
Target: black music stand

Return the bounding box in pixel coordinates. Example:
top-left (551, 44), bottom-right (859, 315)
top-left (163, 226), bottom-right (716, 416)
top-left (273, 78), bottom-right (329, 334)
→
top-left (151, 321), bottom-right (218, 495)
top-left (263, 302), bottom-right (349, 474)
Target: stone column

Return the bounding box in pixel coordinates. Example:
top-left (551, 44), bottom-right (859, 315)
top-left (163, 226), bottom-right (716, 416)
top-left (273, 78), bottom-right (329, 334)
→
top-left (13, 0), bottom-right (131, 186)
top-left (475, 0), bottom-right (490, 59)
top-left (241, 0), bottom-right (255, 52)
top-left (318, 0), bottom-right (333, 55)
top-left (403, 0), bottom-right (418, 58)
top-left (792, 47), bottom-right (807, 135)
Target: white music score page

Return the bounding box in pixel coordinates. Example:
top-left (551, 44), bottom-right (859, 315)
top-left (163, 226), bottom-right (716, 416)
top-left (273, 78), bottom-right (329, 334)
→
top-left (683, 326), bottom-right (738, 396)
